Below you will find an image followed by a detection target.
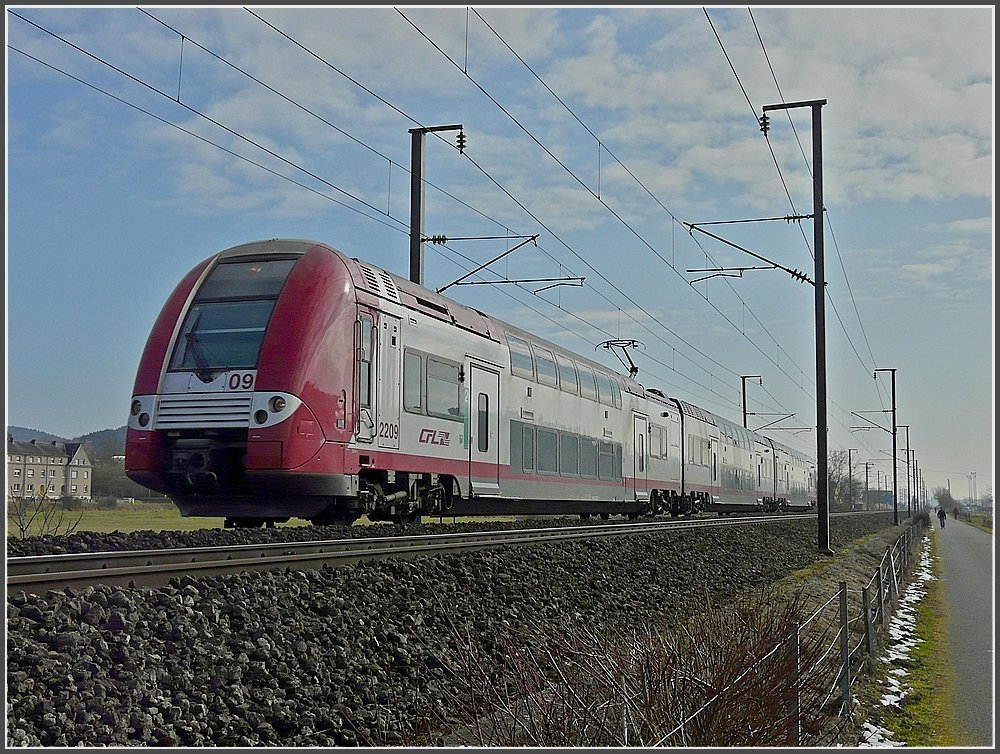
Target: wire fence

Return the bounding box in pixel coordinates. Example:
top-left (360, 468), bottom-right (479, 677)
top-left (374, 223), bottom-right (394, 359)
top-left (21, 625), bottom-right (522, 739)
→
top-left (655, 519), bottom-right (927, 746)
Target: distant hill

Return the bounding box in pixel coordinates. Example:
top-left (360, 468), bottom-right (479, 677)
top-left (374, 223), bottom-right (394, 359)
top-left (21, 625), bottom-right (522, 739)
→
top-left (76, 427), bottom-right (127, 459)
top-left (7, 425), bottom-right (127, 460)
top-left (6, 426), bottom-right (66, 443)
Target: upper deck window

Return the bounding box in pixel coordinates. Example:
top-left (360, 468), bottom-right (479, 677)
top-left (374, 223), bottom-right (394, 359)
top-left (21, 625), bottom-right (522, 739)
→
top-left (197, 257), bottom-right (298, 299)
top-left (508, 335), bottom-right (534, 379)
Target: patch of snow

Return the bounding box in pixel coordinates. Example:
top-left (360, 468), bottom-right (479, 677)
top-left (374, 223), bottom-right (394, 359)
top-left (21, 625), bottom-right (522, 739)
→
top-left (855, 534), bottom-right (935, 747)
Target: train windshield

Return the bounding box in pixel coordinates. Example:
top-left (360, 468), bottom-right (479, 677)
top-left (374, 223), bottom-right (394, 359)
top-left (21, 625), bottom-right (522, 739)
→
top-left (168, 256), bottom-right (298, 372)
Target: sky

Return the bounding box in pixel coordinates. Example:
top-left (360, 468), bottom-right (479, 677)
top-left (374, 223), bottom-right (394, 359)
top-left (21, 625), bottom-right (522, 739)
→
top-left (5, 5), bottom-right (994, 504)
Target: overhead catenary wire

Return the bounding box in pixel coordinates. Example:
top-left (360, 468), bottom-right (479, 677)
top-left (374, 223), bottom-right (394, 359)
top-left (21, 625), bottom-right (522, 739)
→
top-left (9, 10), bottom-right (747, 417)
top-left (412, 7), bottom-right (869, 455)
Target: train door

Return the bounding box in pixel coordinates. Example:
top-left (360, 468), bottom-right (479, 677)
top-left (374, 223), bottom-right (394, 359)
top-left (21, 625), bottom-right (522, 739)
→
top-left (710, 436), bottom-right (720, 494)
top-left (469, 362), bottom-right (500, 495)
top-left (376, 314), bottom-right (401, 450)
top-left (356, 312), bottom-right (376, 443)
top-left (631, 413), bottom-right (648, 500)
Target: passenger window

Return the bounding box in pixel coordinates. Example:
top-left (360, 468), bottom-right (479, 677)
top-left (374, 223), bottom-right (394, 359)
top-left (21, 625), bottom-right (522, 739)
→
top-left (578, 365), bottom-right (598, 401)
top-left (650, 425), bottom-right (663, 459)
top-left (537, 429), bottom-right (558, 474)
top-left (559, 434), bottom-right (579, 476)
top-left (580, 438), bottom-right (598, 477)
top-left (358, 314), bottom-right (374, 408)
top-left (533, 345), bottom-right (558, 387)
top-left (555, 355), bottom-right (579, 394)
top-left (610, 378), bottom-right (622, 409)
top-left (522, 425), bottom-right (535, 471)
top-left (508, 335), bottom-right (534, 379)
top-left (595, 372), bottom-right (614, 406)
top-left (403, 350), bottom-right (423, 412)
top-left (477, 393), bottom-right (489, 452)
top-left (426, 357), bottom-right (462, 420)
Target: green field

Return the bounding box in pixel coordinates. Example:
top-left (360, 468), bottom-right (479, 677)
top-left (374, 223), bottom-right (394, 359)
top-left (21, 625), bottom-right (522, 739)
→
top-left (7, 499), bottom-right (519, 537)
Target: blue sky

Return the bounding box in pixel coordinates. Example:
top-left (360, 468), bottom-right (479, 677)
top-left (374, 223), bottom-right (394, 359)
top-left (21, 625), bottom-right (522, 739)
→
top-left (5, 5), bottom-right (994, 502)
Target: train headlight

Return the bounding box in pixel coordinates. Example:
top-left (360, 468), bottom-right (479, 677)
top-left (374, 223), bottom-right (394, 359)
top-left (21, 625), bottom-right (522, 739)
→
top-left (138, 413), bottom-right (150, 427)
top-left (269, 396), bottom-right (287, 413)
top-left (254, 410), bottom-right (269, 425)
top-left (131, 399), bottom-right (142, 416)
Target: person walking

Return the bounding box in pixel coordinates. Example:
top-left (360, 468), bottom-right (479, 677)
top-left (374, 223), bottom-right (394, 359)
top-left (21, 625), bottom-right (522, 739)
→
top-left (937, 507), bottom-right (947, 528)
top-left (952, 506), bottom-right (959, 520)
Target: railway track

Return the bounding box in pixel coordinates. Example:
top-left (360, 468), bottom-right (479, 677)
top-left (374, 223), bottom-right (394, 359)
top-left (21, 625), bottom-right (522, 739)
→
top-left (7, 514), bottom-right (818, 595)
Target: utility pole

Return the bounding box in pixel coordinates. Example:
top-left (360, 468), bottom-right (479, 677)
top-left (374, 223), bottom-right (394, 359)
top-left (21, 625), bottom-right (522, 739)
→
top-left (864, 462), bottom-right (871, 510)
top-left (874, 368), bottom-right (898, 525)
top-left (848, 448), bottom-right (857, 510)
top-left (762, 98), bottom-right (829, 553)
top-left (741, 375), bottom-right (762, 429)
top-left (899, 425), bottom-right (911, 518)
top-left (409, 124), bottom-right (463, 285)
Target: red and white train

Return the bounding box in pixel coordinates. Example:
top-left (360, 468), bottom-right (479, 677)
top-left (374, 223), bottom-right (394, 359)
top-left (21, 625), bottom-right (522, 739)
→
top-left (125, 239), bottom-right (817, 527)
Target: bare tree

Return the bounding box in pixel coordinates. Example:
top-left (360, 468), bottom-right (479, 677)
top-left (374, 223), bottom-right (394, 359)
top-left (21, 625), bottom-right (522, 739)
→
top-left (7, 485), bottom-right (83, 539)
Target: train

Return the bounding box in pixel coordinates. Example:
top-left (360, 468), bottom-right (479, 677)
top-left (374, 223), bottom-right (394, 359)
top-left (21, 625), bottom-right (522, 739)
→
top-left (125, 238), bottom-right (817, 527)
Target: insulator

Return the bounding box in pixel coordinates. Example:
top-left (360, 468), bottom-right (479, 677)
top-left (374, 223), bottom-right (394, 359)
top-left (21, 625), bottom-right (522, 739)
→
top-left (759, 114), bottom-right (770, 134)
top-left (457, 131), bottom-right (467, 153)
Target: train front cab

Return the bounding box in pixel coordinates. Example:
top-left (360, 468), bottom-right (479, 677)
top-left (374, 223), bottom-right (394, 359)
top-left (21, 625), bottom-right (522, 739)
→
top-left (125, 240), bottom-right (361, 525)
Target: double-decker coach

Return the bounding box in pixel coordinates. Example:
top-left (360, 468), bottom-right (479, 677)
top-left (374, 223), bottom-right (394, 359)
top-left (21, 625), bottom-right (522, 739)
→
top-left (126, 238), bottom-right (815, 527)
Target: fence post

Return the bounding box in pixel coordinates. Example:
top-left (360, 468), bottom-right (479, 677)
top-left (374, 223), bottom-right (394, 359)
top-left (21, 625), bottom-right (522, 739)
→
top-left (888, 548), bottom-right (899, 604)
top-left (792, 624), bottom-right (801, 746)
top-left (839, 581), bottom-right (851, 708)
top-left (862, 585), bottom-right (874, 655)
top-left (876, 563), bottom-right (886, 628)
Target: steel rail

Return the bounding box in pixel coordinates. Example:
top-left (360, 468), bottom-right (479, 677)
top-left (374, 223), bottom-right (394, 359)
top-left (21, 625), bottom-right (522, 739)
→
top-left (7, 513), bottom-right (820, 595)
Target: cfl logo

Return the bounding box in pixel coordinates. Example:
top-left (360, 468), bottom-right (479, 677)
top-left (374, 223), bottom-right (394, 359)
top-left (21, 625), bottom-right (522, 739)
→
top-left (419, 429), bottom-right (450, 446)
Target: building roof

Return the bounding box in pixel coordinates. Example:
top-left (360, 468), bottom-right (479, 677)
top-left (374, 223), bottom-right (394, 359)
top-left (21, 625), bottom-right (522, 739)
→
top-left (7, 438), bottom-right (89, 462)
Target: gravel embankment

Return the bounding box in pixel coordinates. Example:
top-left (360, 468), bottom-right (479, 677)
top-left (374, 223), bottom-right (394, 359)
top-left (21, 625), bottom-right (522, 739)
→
top-left (7, 513), bottom-right (895, 747)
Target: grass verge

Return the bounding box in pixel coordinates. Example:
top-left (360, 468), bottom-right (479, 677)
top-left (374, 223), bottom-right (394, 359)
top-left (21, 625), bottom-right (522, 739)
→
top-left (870, 530), bottom-right (961, 746)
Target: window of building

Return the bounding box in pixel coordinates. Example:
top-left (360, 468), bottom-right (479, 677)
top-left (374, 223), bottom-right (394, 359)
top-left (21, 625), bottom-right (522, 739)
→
top-left (26, 469), bottom-right (34, 478)
top-left (12, 483), bottom-right (21, 493)
top-left (72, 470), bottom-right (78, 479)
top-left (27, 484), bottom-right (34, 494)
top-left (426, 357), bottom-right (462, 420)
top-left (403, 349), bottom-right (423, 413)
top-left (71, 485), bottom-right (77, 493)
top-left (12, 468), bottom-right (20, 477)
top-left (48, 469), bottom-right (55, 477)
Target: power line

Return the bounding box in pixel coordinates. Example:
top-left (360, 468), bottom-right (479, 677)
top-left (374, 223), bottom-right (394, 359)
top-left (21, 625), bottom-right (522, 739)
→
top-left (397, 9), bottom-right (819, 419)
